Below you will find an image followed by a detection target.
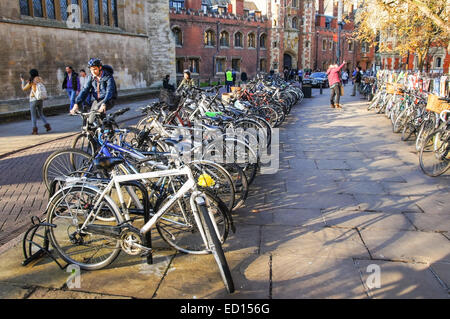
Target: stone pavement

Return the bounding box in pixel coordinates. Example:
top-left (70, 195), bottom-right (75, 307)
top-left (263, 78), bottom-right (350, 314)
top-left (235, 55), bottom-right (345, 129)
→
top-left (0, 87), bottom-right (449, 299)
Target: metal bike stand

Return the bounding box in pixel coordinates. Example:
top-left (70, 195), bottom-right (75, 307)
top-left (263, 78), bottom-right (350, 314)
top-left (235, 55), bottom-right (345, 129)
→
top-left (22, 216), bottom-right (65, 269)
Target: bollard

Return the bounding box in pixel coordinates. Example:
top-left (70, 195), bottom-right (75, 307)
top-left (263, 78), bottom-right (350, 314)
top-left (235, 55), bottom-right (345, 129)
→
top-left (320, 83), bottom-right (323, 94)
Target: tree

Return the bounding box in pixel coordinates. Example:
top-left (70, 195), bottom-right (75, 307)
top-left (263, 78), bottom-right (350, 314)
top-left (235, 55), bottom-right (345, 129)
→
top-left (353, 0), bottom-right (449, 71)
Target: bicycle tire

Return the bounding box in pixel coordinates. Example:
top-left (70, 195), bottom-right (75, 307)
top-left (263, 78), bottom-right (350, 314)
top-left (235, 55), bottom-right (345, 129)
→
top-left (46, 185), bottom-right (123, 270)
top-left (197, 197), bottom-right (235, 293)
top-left (42, 148), bottom-right (96, 191)
top-left (155, 189), bottom-right (231, 255)
top-left (419, 129), bottom-right (450, 177)
top-left (72, 133), bottom-right (96, 156)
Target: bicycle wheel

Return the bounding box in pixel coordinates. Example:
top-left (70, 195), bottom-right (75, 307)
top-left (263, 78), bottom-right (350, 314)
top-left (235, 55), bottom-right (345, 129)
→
top-left (42, 148), bottom-right (96, 191)
top-left (222, 163), bottom-right (249, 210)
top-left (401, 123), bottom-right (415, 141)
top-left (46, 186), bottom-right (123, 270)
top-left (72, 133), bottom-right (96, 156)
top-left (419, 129), bottom-right (450, 177)
top-left (415, 118), bottom-right (435, 152)
top-left (197, 196), bottom-right (234, 294)
top-left (155, 189), bottom-right (231, 254)
top-left (189, 160), bottom-right (236, 212)
top-left (393, 109), bottom-right (408, 133)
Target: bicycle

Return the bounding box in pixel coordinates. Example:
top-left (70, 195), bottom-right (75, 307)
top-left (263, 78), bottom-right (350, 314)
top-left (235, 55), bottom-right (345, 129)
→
top-left (45, 158), bottom-right (235, 293)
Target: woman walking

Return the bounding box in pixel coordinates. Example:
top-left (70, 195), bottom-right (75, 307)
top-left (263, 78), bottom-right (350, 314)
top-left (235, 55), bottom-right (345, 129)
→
top-left (21, 69), bottom-right (51, 135)
top-left (326, 61), bottom-right (346, 109)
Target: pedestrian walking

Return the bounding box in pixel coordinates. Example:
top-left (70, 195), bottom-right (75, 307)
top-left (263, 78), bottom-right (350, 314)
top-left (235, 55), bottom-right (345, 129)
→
top-left (232, 69), bottom-right (237, 87)
top-left (240, 70), bottom-right (248, 85)
top-left (298, 69), bottom-right (303, 83)
top-left (225, 69), bottom-right (233, 93)
top-left (326, 61), bottom-right (346, 109)
top-left (351, 66), bottom-right (362, 96)
top-left (21, 69), bottom-right (51, 135)
top-left (78, 69), bottom-right (91, 111)
top-left (70, 58), bottom-right (117, 124)
top-left (62, 66), bottom-right (80, 111)
top-left (341, 70), bottom-right (349, 86)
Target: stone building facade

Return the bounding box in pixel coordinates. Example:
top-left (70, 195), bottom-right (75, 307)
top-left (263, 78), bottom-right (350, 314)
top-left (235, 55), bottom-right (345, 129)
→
top-left (0, 0), bottom-right (175, 110)
top-left (170, 0), bottom-right (371, 83)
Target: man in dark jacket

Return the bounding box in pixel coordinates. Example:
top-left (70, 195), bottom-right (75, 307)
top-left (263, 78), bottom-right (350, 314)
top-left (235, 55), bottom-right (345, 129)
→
top-left (70, 58), bottom-right (117, 118)
top-left (62, 66), bottom-right (80, 111)
top-left (351, 66), bottom-right (362, 96)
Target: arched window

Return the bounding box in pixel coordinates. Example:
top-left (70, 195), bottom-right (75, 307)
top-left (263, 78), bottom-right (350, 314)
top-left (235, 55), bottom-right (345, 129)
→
top-left (172, 27), bottom-right (182, 46)
top-left (220, 31), bottom-right (229, 47)
top-left (204, 29), bottom-right (216, 46)
top-left (435, 57), bottom-right (442, 68)
top-left (234, 32), bottom-right (243, 47)
top-left (292, 17), bottom-right (298, 29)
top-left (248, 33), bottom-right (256, 48)
top-left (260, 34), bottom-right (267, 48)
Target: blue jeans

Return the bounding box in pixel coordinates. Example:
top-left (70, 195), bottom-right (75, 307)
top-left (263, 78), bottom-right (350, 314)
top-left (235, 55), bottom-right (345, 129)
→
top-left (30, 100), bottom-right (48, 128)
top-left (225, 81), bottom-right (233, 93)
top-left (67, 89), bottom-right (77, 110)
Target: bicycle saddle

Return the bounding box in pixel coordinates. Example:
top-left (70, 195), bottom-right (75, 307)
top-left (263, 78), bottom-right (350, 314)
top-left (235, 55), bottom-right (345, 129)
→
top-left (94, 157), bottom-right (125, 171)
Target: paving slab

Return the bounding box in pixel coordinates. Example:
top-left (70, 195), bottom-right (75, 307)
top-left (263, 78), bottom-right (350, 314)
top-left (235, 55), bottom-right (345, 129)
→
top-left (335, 181), bottom-right (387, 195)
top-left (265, 191), bottom-right (358, 211)
top-left (429, 261), bottom-right (450, 292)
top-left (359, 229), bottom-right (450, 263)
top-left (354, 259), bottom-right (449, 299)
top-left (27, 287), bottom-right (130, 299)
top-left (155, 252), bottom-right (270, 299)
top-left (261, 225), bottom-right (369, 259)
top-left (0, 282), bottom-right (29, 299)
top-left (353, 194), bottom-right (423, 213)
top-left (404, 213), bottom-right (450, 233)
top-left (322, 210), bottom-right (415, 231)
top-left (271, 255), bottom-right (367, 299)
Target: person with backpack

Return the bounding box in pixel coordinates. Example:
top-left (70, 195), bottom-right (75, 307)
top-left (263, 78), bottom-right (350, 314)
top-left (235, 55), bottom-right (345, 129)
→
top-left (351, 66), bottom-right (362, 96)
top-left (21, 69), bottom-right (51, 135)
top-left (70, 58), bottom-right (117, 119)
top-left (62, 66), bottom-right (80, 112)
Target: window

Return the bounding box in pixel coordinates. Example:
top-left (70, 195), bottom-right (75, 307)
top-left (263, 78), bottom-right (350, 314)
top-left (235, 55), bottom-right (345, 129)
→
top-left (292, 17), bottom-right (298, 29)
top-left (220, 31), bottom-right (229, 47)
top-left (292, 0), bottom-right (297, 7)
top-left (93, 0), bottom-right (100, 24)
top-left (170, 0), bottom-right (185, 11)
top-left (305, 40), bottom-right (309, 48)
top-left (176, 58), bottom-right (184, 74)
top-left (172, 27), bottom-right (182, 46)
top-left (102, 0), bottom-right (109, 25)
top-left (435, 57), bottom-right (442, 68)
top-left (328, 40), bottom-right (332, 50)
top-left (322, 39), bottom-right (327, 50)
top-left (273, 19), bottom-right (277, 27)
top-left (348, 41), bottom-right (353, 52)
top-left (273, 41), bottom-right (278, 48)
top-left (204, 30), bottom-right (216, 46)
top-left (46, 0), bottom-right (56, 19)
top-left (19, 0), bottom-right (118, 26)
top-left (361, 42), bottom-right (369, 53)
top-left (260, 34), bottom-right (267, 48)
top-left (189, 58), bottom-right (200, 73)
top-left (33, 0), bottom-right (44, 18)
top-left (82, 0), bottom-right (89, 23)
top-left (234, 32), bottom-right (243, 47)
top-left (248, 33), bottom-right (256, 48)
top-left (232, 58), bottom-right (241, 72)
top-left (216, 58), bottom-right (226, 73)
top-left (201, 4), bottom-right (208, 13)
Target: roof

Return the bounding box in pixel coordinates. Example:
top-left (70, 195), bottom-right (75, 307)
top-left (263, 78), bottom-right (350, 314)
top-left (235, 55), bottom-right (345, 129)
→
top-left (244, 1), bottom-right (259, 11)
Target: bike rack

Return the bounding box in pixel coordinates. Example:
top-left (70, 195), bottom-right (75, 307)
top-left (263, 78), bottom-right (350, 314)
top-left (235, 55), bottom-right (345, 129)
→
top-left (21, 216), bottom-right (65, 269)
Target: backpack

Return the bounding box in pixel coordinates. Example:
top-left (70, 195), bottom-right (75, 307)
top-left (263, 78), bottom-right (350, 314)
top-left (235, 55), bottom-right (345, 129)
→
top-left (101, 65), bottom-right (118, 99)
top-left (34, 82), bottom-right (48, 100)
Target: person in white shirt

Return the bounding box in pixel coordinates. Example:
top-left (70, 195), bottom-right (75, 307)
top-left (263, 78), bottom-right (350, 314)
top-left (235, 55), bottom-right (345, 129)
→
top-left (341, 70), bottom-right (349, 86)
top-left (78, 69), bottom-right (91, 111)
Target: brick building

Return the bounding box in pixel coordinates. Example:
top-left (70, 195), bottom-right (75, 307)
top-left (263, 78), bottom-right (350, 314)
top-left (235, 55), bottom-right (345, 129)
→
top-left (0, 0), bottom-right (175, 111)
top-left (170, 0), bottom-right (374, 84)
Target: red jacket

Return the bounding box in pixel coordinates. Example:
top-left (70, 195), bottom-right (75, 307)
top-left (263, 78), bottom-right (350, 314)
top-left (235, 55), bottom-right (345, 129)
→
top-left (326, 62), bottom-right (345, 87)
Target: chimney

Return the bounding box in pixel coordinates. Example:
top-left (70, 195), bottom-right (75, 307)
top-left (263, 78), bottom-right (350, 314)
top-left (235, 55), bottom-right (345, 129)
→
top-left (185, 0), bottom-right (202, 11)
top-left (318, 0), bottom-right (324, 14)
top-left (231, 0), bottom-right (244, 16)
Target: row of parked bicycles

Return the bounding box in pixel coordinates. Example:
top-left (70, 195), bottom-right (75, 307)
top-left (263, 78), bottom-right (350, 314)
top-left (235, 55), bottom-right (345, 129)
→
top-left (367, 77), bottom-right (450, 177)
top-left (34, 75), bottom-right (303, 293)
